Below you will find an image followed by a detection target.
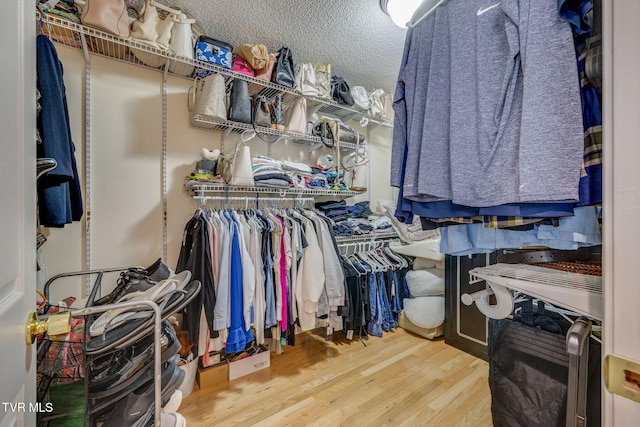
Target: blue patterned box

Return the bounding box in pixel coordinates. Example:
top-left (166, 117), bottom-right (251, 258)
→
top-left (194, 36), bottom-right (233, 78)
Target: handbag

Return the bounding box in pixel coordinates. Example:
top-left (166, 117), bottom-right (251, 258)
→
top-left (130, 0), bottom-right (179, 68)
top-left (286, 97), bottom-right (308, 134)
top-left (234, 44), bottom-right (269, 70)
top-left (194, 36), bottom-right (233, 78)
top-left (232, 56), bottom-right (255, 77)
top-left (294, 63), bottom-right (319, 97)
top-left (188, 74), bottom-right (226, 120)
top-left (168, 12), bottom-right (196, 76)
top-left (331, 75), bottom-right (354, 106)
top-left (253, 96), bottom-right (272, 128)
top-left (255, 52), bottom-right (278, 81)
top-left (314, 63), bottom-right (332, 99)
top-left (228, 79), bottom-right (252, 124)
top-left (271, 47), bottom-right (295, 88)
top-left (313, 118), bottom-right (336, 148)
top-left (368, 88), bottom-right (385, 118)
top-left (381, 93), bottom-right (393, 119)
top-left (351, 86), bottom-right (370, 111)
top-left (75, 0), bottom-right (129, 37)
top-left (230, 142), bottom-right (254, 186)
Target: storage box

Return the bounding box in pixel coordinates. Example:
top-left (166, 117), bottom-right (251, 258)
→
top-left (196, 363), bottom-right (228, 390)
top-left (228, 351), bottom-right (270, 381)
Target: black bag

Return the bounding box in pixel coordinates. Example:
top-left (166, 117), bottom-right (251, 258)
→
top-left (271, 47), bottom-right (295, 88)
top-left (313, 119), bottom-right (364, 147)
top-left (313, 119), bottom-right (335, 148)
top-left (228, 79), bottom-right (251, 124)
top-left (488, 318), bottom-right (601, 427)
top-left (331, 75), bottom-right (354, 106)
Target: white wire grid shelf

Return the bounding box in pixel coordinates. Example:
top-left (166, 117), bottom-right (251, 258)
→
top-left (190, 114), bottom-right (358, 150)
top-left (469, 263), bottom-right (603, 320)
top-left (186, 182), bottom-right (365, 198)
top-left (37, 12), bottom-right (393, 130)
top-left (335, 230), bottom-right (399, 244)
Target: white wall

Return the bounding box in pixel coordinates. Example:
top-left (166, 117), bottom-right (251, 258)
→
top-left (42, 46), bottom-right (394, 304)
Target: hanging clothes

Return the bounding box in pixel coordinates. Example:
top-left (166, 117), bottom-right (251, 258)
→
top-left (36, 34), bottom-right (83, 227)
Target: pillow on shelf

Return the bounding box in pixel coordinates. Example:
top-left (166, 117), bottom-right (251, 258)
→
top-left (406, 269), bottom-right (444, 297)
top-left (403, 296), bottom-right (445, 329)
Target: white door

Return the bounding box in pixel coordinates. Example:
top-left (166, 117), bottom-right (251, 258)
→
top-left (0, 0), bottom-right (37, 425)
top-left (603, 0), bottom-right (640, 425)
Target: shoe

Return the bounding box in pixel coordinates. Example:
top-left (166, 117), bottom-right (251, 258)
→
top-left (89, 271), bottom-right (191, 337)
top-left (90, 322), bottom-right (180, 394)
top-left (93, 268), bottom-right (155, 307)
top-left (157, 412), bottom-right (186, 427)
top-left (84, 280), bottom-right (201, 355)
top-left (92, 354), bottom-right (182, 421)
top-left (145, 258), bottom-right (172, 282)
top-left (162, 390), bottom-right (183, 414)
top-left (100, 358), bottom-right (183, 427)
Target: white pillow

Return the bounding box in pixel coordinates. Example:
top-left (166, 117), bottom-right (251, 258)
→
top-left (403, 296), bottom-right (445, 329)
top-left (413, 257), bottom-right (437, 270)
top-left (406, 269), bottom-right (445, 297)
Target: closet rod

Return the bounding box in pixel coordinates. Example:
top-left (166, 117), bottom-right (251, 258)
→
top-left (408, 0), bottom-right (447, 28)
top-left (195, 195), bottom-right (315, 208)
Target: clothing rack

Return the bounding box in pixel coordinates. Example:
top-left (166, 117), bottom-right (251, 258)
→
top-left (194, 195), bottom-right (315, 209)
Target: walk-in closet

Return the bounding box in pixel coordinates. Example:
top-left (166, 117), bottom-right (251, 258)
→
top-left (4, 0), bottom-right (640, 426)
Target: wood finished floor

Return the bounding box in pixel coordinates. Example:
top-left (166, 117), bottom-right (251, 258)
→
top-left (180, 328), bottom-right (492, 426)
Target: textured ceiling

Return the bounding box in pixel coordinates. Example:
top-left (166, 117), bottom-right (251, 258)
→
top-left (155, 0), bottom-right (408, 94)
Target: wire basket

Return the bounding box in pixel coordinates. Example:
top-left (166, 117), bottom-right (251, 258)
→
top-left (532, 260), bottom-right (602, 277)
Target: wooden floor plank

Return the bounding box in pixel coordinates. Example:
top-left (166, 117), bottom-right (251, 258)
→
top-left (180, 328), bottom-right (492, 426)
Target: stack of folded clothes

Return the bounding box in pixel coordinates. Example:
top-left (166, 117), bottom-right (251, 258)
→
top-left (316, 201), bottom-right (392, 236)
top-left (281, 160), bottom-right (312, 188)
top-left (252, 156), bottom-right (292, 188)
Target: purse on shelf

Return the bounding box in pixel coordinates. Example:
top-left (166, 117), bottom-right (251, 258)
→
top-left (230, 139), bottom-right (254, 187)
top-left (74, 0), bottom-right (130, 37)
top-left (286, 97), bottom-right (308, 135)
top-left (271, 47), bottom-right (295, 88)
top-left (351, 86), bottom-right (370, 111)
top-left (130, 0), bottom-right (180, 68)
top-left (228, 79), bottom-right (252, 124)
top-left (381, 92), bottom-right (393, 119)
top-left (188, 74), bottom-right (227, 120)
top-left (294, 63), bottom-right (319, 97)
top-left (234, 44), bottom-right (270, 70)
top-left (254, 52), bottom-right (278, 81)
top-left (314, 63), bottom-right (332, 99)
top-left (331, 75), bottom-right (355, 106)
top-left (232, 56), bottom-right (255, 77)
top-left (253, 96), bottom-right (272, 128)
top-left (368, 88), bottom-right (385, 118)
top-left (168, 12), bottom-right (197, 76)
top-left (313, 118), bottom-right (336, 148)
top-left (194, 36), bottom-right (233, 78)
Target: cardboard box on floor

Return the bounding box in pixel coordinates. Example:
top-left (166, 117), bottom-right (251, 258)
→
top-left (196, 351), bottom-right (271, 387)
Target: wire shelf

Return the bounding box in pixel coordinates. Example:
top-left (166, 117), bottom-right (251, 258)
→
top-left (186, 182), bottom-right (365, 198)
top-left (190, 114), bottom-right (357, 149)
top-left (36, 12), bottom-right (390, 135)
top-left (335, 230), bottom-right (399, 243)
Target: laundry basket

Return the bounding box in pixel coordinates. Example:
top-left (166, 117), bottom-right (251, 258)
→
top-left (179, 358), bottom-right (198, 398)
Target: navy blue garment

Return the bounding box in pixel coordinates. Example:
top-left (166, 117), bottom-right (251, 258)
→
top-left (558, 0), bottom-right (603, 207)
top-left (225, 220), bottom-right (254, 354)
top-left (366, 271), bottom-right (383, 337)
top-left (36, 35), bottom-right (83, 227)
top-left (377, 272), bottom-right (395, 331)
